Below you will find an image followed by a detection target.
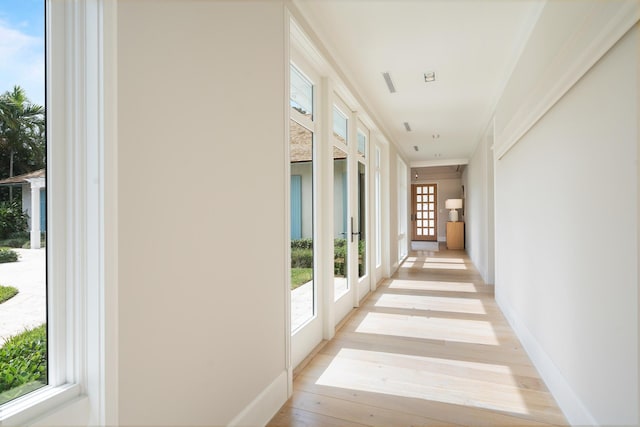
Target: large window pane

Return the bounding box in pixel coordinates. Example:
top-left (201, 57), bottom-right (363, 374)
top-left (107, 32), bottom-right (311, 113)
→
top-left (290, 119), bottom-right (314, 331)
top-left (0, 0), bottom-right (47, 405)
top-left (333, 147), bottom-right (348, 300)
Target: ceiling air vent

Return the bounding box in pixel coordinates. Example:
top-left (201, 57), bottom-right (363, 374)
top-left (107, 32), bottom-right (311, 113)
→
top-left (403, 122), bottom-right (412, 132)
top-left (382, 72), bottom-right (396, 93)
top-left (424, 71), bottom-right (436, 83)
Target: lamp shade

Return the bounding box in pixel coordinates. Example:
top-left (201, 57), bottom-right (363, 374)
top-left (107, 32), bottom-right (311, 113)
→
top-left (445, 199), bottom-right (463, 209)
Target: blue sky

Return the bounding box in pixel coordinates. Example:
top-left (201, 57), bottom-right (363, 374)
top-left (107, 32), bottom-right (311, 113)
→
top-left (0, 0), bottom-right (45, 106)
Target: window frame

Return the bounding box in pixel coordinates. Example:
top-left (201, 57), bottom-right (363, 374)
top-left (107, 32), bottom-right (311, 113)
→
top-left (0, 1), bottom-right (115, 424)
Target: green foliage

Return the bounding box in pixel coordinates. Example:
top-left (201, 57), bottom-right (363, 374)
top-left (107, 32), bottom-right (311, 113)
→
top-left (0, 86), bottom-right (45, 184)
top-left (291, 238), bottom-right (313, 250)
top-left (0, 200), bottom-right (28, 239)
top-left (0, 285), bottom-right (18, 304)
top-left (0, 248), bottom-right (18, 263)
top-left (0, 325), bottom-right (47, 403)
top-left (290, 238), bottom-right (366, 277)
top-left (291, 268), bottom-right (313, 290)
top-left (291, 248), bottom-right (313, 268)
top-left (0, 232), bottom-right (29, 247)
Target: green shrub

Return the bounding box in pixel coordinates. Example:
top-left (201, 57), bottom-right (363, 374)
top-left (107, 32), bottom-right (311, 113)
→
top-left (0, 231), bottom-right (29, 248)
top-left (291, 248), bottom-right (313, 268)
top-left (0, 325), bottom-right (47, 402)
top-left (0, 248), bottom-right (18, 263)
top-left (0, 201), bottom-right (28, 240)
top-left (0, 238), bottom-right (27, 248)
top-left (333, 238), bottom-right (347, 276)
top-left (291, 238), bottom-right (313, 250)
top-left (0, 285), bottom-right (18, 304)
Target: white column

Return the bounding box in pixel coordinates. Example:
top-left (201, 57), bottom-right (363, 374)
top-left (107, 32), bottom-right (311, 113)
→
top-left (27, 178), bottom-right (44, 249)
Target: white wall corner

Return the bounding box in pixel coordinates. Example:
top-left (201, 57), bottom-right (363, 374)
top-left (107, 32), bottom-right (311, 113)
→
top-left (495, 0), bottom-right (640, 160)
top-left (227, 370), bottom-right (288, 427)
top-left (495, 293), bottom-right (598, 426)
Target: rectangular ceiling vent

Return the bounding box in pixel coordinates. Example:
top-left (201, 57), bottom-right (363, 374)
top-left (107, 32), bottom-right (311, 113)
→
top-left (403, 122), bottom-right (412, 132)
top-left (382, 72), bottom-right (396, 93)
top-left (424, 71), bottom-right (436, 82)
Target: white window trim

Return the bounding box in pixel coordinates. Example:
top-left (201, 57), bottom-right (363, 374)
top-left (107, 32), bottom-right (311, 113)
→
top-left (0, 1), bottom-right (116, 425)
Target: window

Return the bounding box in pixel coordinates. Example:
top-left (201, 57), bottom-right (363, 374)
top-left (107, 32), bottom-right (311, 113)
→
top-left (375, 147), bottom-right (382, 267)
top-left (332, 106), bottom-right (348, 144)
top-left (0, 0), bottom-right (47, 406)
top-left (357, 130), bottom-right (366, 157)
top-left (0, 1), bottom-right (113, 424)
top-left (397, 157), bottom-right (408, 262)
top-left (290, 63), bottom-right (316, 331)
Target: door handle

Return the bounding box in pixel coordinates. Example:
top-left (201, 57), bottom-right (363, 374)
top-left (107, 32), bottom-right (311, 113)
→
top-left (350, 217), bottom-right (360, 242)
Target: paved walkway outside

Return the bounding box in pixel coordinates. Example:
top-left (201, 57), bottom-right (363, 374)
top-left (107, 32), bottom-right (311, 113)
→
top-left (292, 277), bottom-right (348, 331)
top-left (0, 249), bottom-right (46, 346)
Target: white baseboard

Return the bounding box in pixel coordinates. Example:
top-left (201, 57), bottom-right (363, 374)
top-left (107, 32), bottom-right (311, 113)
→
top-left (495, 292), bottom-right (598, 426)
top-left (227, 370), bottom-right (288, 427)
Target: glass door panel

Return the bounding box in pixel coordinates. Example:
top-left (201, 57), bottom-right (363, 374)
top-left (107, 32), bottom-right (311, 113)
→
top-left (357, 161), bottom-right (366, 278)
top-left (333, 147), bottom-right (348, 299)
top-left (290, 119), bottom-right (314, 331)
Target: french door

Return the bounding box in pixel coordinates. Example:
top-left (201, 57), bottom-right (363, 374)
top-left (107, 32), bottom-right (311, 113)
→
top-left (289, 61), bottom-right (371, 368)
top-left (412, 183), bottom-right (437, 241)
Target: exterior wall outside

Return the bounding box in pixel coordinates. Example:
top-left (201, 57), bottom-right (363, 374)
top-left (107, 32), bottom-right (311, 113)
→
top-left (291, 162), bottom-right (313, 239)
top-left (495, 23), bottom-right (638, 426)
top-left (117, 1), bottom-right (287, 425)
top-left (20, 184), bottom-right (46, 232)
top-left (332, 159), bottom-right (347, 238)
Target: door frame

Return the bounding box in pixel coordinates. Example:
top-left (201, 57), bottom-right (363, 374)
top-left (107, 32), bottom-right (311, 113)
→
top-left (411, 183), bottom-right (438, 242)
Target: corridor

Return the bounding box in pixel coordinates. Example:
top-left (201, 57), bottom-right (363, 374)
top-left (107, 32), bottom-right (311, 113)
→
top-left (269, 246), bottom-right (567, 426)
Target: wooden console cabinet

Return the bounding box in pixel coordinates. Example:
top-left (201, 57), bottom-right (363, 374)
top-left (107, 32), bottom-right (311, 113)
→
top-left (446, 222), bottom-right (465, 250)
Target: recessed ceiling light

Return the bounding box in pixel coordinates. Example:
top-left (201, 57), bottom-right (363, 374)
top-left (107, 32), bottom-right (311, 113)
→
top-left (404, 122), bottom-right (412, 132)
top-left (424, 71), bottom-right (436, 83)
top-left (382, 72), bottom-right (396, 93)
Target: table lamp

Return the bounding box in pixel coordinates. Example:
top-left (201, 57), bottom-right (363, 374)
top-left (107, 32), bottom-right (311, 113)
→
top-left (445, 199), bottom-right (463, 222)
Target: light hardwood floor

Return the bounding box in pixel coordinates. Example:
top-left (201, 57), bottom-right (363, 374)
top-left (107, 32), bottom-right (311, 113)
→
top-left (269, 246), bottom-right (567, 427)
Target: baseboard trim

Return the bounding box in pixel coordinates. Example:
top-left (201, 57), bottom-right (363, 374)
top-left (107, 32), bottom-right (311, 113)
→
top-left (495, 292), bottom-right (598, 426)
top-left (227, 370), bottom-right (288, 427)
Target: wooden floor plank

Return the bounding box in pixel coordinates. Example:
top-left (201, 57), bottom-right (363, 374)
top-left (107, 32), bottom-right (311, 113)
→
top-left (268, 246), bottom-right (568, 427)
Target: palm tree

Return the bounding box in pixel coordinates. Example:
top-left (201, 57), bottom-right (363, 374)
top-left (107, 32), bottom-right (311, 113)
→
top-left (0, 86), bottom-right (45, 200)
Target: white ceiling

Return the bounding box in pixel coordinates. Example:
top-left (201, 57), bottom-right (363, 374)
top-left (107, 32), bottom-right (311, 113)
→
top-left (293, 0), bottom-right (542, 166)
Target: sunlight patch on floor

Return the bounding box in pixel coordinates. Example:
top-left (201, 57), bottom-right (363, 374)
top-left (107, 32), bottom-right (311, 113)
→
top-left (374, 293), bottom-right (487, 315)
top-left (354, 312), bottom-right (500, 345)
top-left (425, 257), bottom-right (465, 263)
top-left (388, 280), bottom-right (477, 293)
top-left (315, 348), bottom-right (529, 415)
top-left (423, 262), bottom-right (467, 270)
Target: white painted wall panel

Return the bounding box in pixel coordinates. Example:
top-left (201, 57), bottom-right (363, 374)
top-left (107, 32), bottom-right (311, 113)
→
top-left (495, 25), bottom-right (638, 425)
top-left (117, 1), bottom-right (286, 425)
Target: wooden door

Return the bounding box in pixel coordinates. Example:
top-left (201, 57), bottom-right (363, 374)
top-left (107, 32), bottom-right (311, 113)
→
top-left (411, 184), bottom-right (437, 241)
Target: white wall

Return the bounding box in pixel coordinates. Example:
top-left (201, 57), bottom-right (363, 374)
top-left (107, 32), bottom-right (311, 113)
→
top-left (117, 1), bottom-right (287, 425)
top-left (494, 21), bottom-right (638, 426)
top-left (462, 126), bottom-right (495, 284)
top-left (387, 144), bottom-right (399, 272)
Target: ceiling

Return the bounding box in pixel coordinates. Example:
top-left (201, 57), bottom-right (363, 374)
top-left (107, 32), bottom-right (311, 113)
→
top-left (293, 0), bottom-right (542, 167)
